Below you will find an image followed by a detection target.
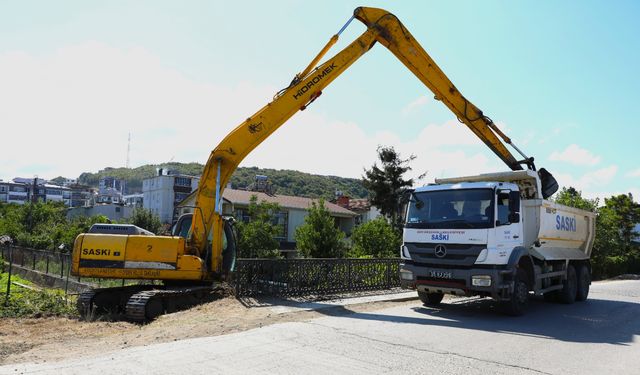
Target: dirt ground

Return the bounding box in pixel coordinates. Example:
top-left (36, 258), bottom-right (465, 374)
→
top-left (0, 295), bottom-right (417, 366)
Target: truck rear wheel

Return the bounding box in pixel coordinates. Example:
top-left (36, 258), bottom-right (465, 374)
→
top-left (576, 264), bottom-right (590, 302)
top-left (418, 291), bottom-right (444, 306)
top-left (501, 269), bottom-right (529, 316)
top-left (559, 264), bottom-right (577, 304)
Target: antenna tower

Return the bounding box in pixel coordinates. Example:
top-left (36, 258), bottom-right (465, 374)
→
top-left (126, 132), bottom-right (131, 169)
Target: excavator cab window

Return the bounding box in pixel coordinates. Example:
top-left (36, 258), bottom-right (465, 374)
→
top-left (172, 214), bottom-right (193, 238)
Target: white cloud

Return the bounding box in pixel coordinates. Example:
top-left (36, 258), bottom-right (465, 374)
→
top-left (0, 42), bottom-right (508, 187)
top-left (553, 165), bottom-right (619, 199)
top-left (626, 168), bottom-right (640, 178)
top-left (0, 42), bottom-right (275, 180)
top-left (549, 144), bottom-right (601, 166)
top-left (401, 95), bottom-right (429, 116)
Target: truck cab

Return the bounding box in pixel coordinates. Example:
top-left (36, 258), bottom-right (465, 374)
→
top-left (400, 181), bottom-right (522, 297)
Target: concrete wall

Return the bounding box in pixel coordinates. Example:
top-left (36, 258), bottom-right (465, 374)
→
top-left (287, 209), bottom-right (307, 242)
top-left (67, 204), bottom-right (134, 222)
top-left (4, 263), bottom-right (93, 293)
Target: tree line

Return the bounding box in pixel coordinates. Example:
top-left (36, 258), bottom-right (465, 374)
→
top-left (75, 163), bottom-right (368, 199)
top-left (0, 202), bottom-right (163, 251)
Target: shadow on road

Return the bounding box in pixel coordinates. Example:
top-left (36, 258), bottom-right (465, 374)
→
top-left (313, 296), bottom-right (640, 345)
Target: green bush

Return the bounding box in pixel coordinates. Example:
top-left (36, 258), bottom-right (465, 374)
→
top-left (236, 196), bottom-right (282, 258)
top-left (295, 199), bottom-right (346, 258)
top-left (348, 217), bottom-right (401, 258)
top-left (129, 208), bottom-right (163, 234)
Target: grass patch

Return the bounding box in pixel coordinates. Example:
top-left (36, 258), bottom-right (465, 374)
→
top-left (0, 271), bottom-right (77, 318)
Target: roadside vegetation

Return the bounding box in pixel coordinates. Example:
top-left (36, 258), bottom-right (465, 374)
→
top-left (295, 199), bottom-right (347, 258)
top-left (0, 265), bottom-right (76, 318)
top-left (348, 217), bottom-right (402, 258)
top-left (553, 187), bottom-right (640, 279)
top-left (236, 196), bottom-right (282, 258)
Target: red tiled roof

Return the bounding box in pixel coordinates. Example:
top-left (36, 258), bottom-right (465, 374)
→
top-left (223, 189), bottom-right (357, 217)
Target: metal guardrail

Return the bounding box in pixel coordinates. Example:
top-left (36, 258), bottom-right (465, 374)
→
top-left (234, 258), bottom-right (401, 297)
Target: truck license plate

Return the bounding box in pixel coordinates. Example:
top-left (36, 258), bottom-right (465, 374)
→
top-left (430, 271), bottom-right (452, 279)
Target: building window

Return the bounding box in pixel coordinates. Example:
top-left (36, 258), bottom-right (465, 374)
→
top-left (174, 177), bottom-right (191, 187)
top-left (234, 208), bottom-right (288, 239)
top-left (234, 208), bottom-right (251, 223)
top-left (0, 186), bottom-right (7, 193)
top-left (272, 211), bottom-right (288, 239)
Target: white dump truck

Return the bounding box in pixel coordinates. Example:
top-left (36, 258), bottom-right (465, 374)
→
top-left (399, 169), bottom-right (596, 315)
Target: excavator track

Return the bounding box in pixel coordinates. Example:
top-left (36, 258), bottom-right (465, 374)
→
top-left (125, 286), bottom-right (215, 323)
top-left (76, 289), bottom-right (97, 318)
top-left (76, 285), bottom-right (156, 320)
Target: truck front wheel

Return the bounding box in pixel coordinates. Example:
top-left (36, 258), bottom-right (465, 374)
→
top-left (418, 291), bottom-right (444, 306)
top-left (501, 269), bottom-right (529, 316)
top-left (576, 264), bottom-right (590, 302)
top-left (559, 264), bottom-right (577, 304)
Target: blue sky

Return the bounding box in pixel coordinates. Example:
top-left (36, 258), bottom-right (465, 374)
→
top-left (1, 1), bottom-right (638, 201)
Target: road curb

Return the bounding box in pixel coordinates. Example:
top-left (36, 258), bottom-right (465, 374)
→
top-left (264, 291), bottom-right (419, 314)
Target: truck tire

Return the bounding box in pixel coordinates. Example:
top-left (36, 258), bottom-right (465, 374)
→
top-left (558, 264), bottom-right (577, 304)
top-left (576, 264), bottom-right (590, 302)
top-left (501, 269), bottom-right (529, 316)
top-left (418, 291), bottom-right (444, 306)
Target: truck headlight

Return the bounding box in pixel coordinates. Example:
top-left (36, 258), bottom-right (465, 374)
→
top-left (401, 245), bottom-right (412, 260)
top-left (472, 275), bottom-right (492, 287)
top-left (400, 269), bottom-right (414, 281)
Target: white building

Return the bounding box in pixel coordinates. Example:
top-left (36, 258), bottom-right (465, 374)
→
top-left (143, 169), bottom-right (200, 224)
top-left (0, 178), bottom-right (93, 207)
top-left (124, 193), bottom-right (144, 208)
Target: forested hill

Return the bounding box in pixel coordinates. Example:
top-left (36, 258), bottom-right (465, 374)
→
top-left (76, 164), bottom-right (368, 200)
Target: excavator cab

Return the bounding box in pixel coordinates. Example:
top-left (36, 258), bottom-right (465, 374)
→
top-left (172, 213), bottom-right (236, 275)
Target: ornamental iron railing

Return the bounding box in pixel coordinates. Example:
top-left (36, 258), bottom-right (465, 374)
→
top-left (234, 258), bottom-right (401, 297)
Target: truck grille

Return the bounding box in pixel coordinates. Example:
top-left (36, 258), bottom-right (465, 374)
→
top-left (405, 242), bottom-right (485, 267)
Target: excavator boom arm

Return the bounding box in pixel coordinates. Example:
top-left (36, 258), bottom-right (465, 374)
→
top-left (191, 7), bottom-right (524, 271)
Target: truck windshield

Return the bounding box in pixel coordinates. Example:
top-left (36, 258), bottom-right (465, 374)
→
top-left (405, 189), bottom-right (494, 229)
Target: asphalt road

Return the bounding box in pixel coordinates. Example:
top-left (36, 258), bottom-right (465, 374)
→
top-left (3, 280), bottom-right (639, 375)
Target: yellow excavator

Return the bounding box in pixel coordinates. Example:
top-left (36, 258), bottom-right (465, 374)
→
top-left (73, 6), bottom-right (555, 321)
